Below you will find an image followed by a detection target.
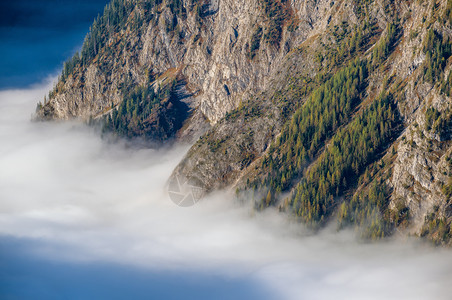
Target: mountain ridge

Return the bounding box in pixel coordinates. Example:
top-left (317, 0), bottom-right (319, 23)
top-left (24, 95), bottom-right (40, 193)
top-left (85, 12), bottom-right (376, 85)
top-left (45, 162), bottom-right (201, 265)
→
top-left (37, 0), bottom-right (452, 245)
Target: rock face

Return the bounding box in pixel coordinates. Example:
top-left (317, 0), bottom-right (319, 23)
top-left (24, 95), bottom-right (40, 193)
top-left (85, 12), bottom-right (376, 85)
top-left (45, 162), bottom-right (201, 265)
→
top-left (391, 90), bottom-right (452, 237)
top-left (38, 0), bottom-right (297, 123)
top-left (38, 0), bottom-right (452, 244)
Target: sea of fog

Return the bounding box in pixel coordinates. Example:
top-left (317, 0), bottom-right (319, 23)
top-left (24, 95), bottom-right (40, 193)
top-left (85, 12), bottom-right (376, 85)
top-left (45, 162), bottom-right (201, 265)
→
top-left (1, 81), bottom-right (452, 299)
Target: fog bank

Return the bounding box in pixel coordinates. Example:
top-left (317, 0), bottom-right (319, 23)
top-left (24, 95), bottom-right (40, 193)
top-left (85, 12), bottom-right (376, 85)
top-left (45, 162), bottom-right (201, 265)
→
top-left (1, 82), bottom-right (452, 299)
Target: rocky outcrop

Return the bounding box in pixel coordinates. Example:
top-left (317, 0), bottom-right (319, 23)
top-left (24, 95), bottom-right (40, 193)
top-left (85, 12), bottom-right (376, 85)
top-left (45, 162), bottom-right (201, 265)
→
top-left (390, 90), bottom-right (452, 238)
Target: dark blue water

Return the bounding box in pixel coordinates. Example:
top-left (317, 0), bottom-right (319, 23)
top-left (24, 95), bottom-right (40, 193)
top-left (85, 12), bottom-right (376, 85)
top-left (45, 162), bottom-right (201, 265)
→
top-left (0, 0), bottom-right (108, 89)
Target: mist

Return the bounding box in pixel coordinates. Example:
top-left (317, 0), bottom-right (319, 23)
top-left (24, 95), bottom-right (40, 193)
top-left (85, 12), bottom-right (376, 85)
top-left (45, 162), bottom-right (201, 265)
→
top-left (1, 81), bottom-right (452, 299)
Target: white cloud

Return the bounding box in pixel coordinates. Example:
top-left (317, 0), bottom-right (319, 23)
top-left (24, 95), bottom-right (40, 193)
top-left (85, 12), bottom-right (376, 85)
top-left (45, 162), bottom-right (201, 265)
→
top-left (1, 83), bottom-right (452, 300)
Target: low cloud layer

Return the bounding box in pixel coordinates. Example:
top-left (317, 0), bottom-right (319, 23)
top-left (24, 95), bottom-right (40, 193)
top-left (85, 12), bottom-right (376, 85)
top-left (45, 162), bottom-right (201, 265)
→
top-left (1, 82), bottom-right (452, 299)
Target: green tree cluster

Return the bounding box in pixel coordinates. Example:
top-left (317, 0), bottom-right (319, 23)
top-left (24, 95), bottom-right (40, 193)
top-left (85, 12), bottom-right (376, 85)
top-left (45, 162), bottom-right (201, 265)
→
top-left (321, 18), bottom-right (379, 68)
top-left (423, 29), bottom-right (451, 83)
top-left (255, 59), bottom-right (368, 199)
top-left (337, 180), bottom-right (394, 239)
top-left (425, 107), bottom-right (452, 140)
top-left (371, 23), bottom-right (397, 66)
top-left (290, 93), bottom-right (399, 227)
top-left (442, 177), bottom-right (452, 199)
top-left (102, 79), bottom-right (184, 140)
top-left (352, 0), bottom-right (374, 18)
top-left (425, 107), bottom-right (441, 131)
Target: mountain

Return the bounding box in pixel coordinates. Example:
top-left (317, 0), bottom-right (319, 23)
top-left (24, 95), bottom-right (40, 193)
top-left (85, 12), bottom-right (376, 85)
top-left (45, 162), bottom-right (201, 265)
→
top-left (36, 0), bottom-right (452, 245)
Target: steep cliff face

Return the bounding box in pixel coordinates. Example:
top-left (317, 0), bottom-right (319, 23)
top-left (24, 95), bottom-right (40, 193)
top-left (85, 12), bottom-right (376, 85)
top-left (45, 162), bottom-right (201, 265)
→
top-left (39, 0), bottom-right (300, 123)
top-left (38, 0), bottom-right (452, 244)
top-left (383, 0), bottom-right (452, 243)
top-left (172, 0), bottom-right (452, 243)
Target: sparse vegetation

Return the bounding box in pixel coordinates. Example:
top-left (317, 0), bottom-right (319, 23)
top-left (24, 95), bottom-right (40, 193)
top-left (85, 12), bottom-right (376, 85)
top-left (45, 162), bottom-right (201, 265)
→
top-left (420, 206), bottom-right (452, 245)
top-left (248, 26), bottom-right (263, 60)
top-left (260, 0), bottom-right (292, 48)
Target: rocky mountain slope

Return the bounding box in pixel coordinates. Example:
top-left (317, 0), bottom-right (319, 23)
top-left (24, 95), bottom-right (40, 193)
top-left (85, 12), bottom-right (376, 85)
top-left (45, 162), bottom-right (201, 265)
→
top-left (37, 0), bottom-right (452, 245)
